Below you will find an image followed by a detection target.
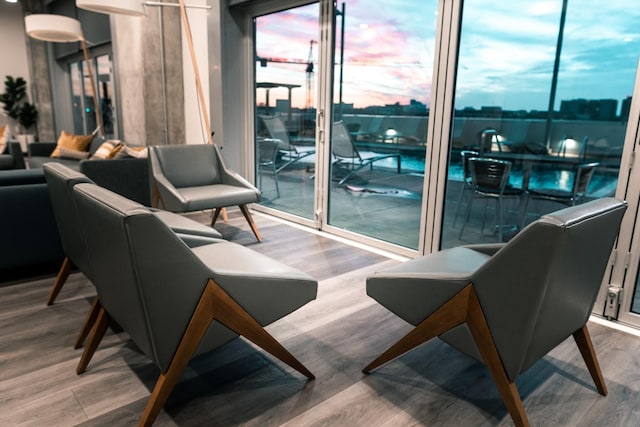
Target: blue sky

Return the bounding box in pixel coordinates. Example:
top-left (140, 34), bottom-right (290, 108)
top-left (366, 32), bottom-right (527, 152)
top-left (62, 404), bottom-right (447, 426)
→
top-left (256, 1), bottom-right (640, 112)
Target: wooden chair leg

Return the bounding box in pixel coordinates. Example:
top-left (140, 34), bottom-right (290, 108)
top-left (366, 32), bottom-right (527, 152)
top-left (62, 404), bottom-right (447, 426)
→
top-left (573, 325), bottom-right (608, 396)
top-left (76, 306), bottom-right (110, 374)
top-left (209, 279), bottom-right (313, 378)
top-left (465, 289), bottom-right (529, 427)
top-left (47, 257), bottom-right (73, 305)
top-left (365, 285), bottom-right (530, 427)
top-left (239, 204), bottom-right (262, 242)
top-left (211, 207), bottom-right (223, 227)
top-left (363, 287), bottom-right (470, 373)
top-left (75, 298), bottom-right (101, 349)
top-left (151, 182), bottom-right (164, 209)
top-left (139, 278), bottom-right (313, 427)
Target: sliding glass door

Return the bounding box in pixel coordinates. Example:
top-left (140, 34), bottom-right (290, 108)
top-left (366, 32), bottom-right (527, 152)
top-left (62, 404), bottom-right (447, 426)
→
top-left (325, 1), bottom-right (436, 250)
top-left (252, 0), bottom-right (436, 252)
top-left (254, 4), bottom-right (319, 220)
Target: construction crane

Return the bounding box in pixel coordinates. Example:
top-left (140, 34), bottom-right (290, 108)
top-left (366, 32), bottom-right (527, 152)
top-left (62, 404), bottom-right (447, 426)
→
top-left (256, 40), bottom-right (317, 107)
top-left (305, 40), bottom-right (317, 110)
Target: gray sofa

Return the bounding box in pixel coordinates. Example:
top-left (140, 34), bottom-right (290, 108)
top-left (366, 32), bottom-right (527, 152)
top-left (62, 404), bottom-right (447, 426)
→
top-left (17, 139), bottom-right (152, 206)
top-left (0, 168), bottom-right (64, 276)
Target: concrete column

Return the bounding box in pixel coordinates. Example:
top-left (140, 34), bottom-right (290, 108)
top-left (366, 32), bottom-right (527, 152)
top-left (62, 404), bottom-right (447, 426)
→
top-left (21, 0), bottom-right (56, 142)
top-left (112, 7), bottom-right (184, 146)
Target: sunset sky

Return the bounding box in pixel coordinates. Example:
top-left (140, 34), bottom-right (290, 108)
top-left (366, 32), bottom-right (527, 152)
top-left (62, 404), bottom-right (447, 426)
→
top-left (256, 1), bottom-right (640, 113)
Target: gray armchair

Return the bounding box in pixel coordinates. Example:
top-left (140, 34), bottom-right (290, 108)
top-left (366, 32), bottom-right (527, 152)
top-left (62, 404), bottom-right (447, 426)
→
top-left (42, 163), bottom-right (223, 347)
top-left (363, 197), bottom-right (627, 426)
top-left (149, 144), bottom-right (263, 241)
top-left (72, 182), bottom-right (317, 426)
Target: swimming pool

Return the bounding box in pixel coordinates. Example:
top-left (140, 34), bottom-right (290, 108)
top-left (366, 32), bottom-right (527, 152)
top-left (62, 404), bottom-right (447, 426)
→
top-left (392, 155), bottom-right (618, 198)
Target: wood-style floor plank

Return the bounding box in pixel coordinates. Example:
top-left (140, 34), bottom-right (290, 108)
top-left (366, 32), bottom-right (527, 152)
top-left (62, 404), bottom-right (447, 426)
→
top-left (1, 209), bottom-right (640, 426)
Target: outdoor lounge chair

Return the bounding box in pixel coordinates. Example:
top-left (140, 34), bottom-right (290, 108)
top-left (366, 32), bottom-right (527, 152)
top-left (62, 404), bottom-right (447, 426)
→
top-left (332, 121), bottom-right (401, 185)
top-left (364, 197), bottom-right (627, 427)
top-left (260, 115), bottom-right (316, 173)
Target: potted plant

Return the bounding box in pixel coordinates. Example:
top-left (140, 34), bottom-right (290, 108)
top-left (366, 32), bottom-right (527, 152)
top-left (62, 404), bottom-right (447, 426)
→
top-left (18, 102), bottom-right (38, 145)
top-left (0, 76), bottom-right (38, 150)
top-left (0, 76), bottom-right (26, 123)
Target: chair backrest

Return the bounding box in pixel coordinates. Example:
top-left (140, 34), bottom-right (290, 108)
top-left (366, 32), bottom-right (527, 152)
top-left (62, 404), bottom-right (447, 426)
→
top-left (572, 162), bottom-right (599, 199)
top-left (441, 198), bottom-right (627, 381)
top-left (332, 121), bottom-right (359, 160)
top-left (479, 129), bottom-right (499, 155)
top-left (42, 162), bottom-right (95, 278)
top-left (258, 138), bottom-right (279, 165)
top-left (460, 150), bottom-right (479, 184)
top-left (150, 144), bottom-right (223, 188)
top-left (468, 157), bottom-right (512, 195)
top-left (73, 183), bottom-right (156, 362)
top-left (73, 182), bottom-right (237, 372)
top-left (261, 115), bottom-right (291, 146)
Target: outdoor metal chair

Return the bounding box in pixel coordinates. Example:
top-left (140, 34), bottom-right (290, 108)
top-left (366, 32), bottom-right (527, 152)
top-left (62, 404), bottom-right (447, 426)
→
top-left (332, 121), bottom-right (401, 185)
top-left (459, 157), bottom-right (524, 242)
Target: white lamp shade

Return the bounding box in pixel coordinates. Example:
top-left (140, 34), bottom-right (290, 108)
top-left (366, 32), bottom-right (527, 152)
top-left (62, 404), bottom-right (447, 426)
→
top-left (76, 0), bottom-right (145, 17)
top-left (25, 14), bottom-right (84, 43)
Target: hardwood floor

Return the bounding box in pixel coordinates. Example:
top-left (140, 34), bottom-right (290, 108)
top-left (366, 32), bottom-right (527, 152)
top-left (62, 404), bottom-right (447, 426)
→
top-left (1, 208), bottom-right (640, 426)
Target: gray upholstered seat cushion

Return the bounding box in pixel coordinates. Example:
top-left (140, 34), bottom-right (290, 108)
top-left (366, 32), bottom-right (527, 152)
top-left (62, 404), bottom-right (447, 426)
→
top-left (175, 184), bottom-right (261, 211)
top-left (367, 246), bottom-right (492, 326)
top-left (150, 209), bottom-right (222, 239)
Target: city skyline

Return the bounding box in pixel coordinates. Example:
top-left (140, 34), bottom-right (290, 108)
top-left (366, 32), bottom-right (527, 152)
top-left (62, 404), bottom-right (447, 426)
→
top-left (255, 1), bottom-right (639, 112)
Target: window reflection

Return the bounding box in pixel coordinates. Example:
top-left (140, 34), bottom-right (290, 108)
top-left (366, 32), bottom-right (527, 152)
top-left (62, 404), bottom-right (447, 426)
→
top-left (443, 0), bottom-right (638, 249)
top-left (69, 54), bottom-right (117, 139)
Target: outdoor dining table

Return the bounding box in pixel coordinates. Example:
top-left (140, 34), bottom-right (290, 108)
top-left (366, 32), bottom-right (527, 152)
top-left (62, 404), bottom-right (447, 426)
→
top-left (488, 152), bottom-right (586, 191)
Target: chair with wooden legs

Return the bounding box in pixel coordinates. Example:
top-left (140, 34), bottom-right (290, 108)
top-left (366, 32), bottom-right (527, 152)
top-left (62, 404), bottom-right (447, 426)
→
top-left (42, 163), bottom-right (223, 348)
top-left (364, 197), bottom-right (627, 427)
top-left (72, 183), bottom-right (317, 426)
top-left (149, 144), bottom-right (263, 242)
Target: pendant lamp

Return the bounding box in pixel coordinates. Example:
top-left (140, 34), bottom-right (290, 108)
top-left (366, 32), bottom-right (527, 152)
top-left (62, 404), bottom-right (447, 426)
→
top-left (76, 0), bottom-right (145, 16)
top-left (24, 14), bottom-right (83, 42)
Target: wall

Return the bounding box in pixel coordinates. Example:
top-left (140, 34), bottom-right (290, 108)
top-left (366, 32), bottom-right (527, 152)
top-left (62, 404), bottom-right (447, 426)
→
top-left (0, 2), bottom-right (31, 132)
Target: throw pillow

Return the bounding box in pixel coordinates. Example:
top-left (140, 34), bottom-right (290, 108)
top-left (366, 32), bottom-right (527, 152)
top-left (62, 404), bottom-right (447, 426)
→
top-left (50, 131), bottom-right (94, 158)
top-left (0, 124), bottom-right (7, 154)
top-left (58, 147), bottom-right (91, 160)
top-left (91, 140), bottom-right (123, 159)
top-left (125, 145), bottom-right (148, 158)
top-left (113, 144), bottom-right (148, 159)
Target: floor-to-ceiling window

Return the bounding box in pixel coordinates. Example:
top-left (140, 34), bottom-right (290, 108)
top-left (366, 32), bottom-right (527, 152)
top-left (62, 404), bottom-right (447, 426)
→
top-left (326, 1), bottom-right (435, 250)
top-left (243, 0), bottom-right (640, 323)
top-left (69, 53), bottom-right (117, 139)
top-left (252, 0), bottom-right (436, 251)
top-left (441, 0), bottom-right (637, 249)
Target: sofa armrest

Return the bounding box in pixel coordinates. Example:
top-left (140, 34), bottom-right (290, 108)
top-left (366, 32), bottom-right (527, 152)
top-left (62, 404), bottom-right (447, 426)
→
top-left (8, 141), bottom-right (26, 169)
top-left (28, 142), bottom-right (57, 157)
top-left (80, 157), bottom-right (151, 206)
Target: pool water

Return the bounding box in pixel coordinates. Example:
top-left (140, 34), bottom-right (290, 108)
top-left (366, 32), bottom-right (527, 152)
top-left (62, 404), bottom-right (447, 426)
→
top-left (399, 156), bottom-right (617, 198)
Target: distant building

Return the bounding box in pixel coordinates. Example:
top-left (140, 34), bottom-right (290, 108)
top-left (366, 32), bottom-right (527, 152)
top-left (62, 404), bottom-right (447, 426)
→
top-left (621, 96), bottom-right (633, 121)
top-left (560, 98), bottom-right (618, 120)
